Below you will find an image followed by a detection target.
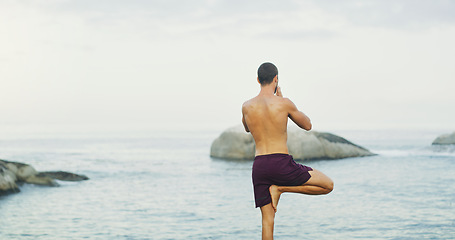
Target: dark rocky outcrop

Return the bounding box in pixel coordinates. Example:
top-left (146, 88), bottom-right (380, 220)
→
top-left (0, 159), bottom-right (88, 196)
top-left (37, 171), bottom-right (89, 181)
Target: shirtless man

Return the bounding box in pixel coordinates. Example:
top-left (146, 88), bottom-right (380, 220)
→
top-left (242, 62), bottom-right (334, 240)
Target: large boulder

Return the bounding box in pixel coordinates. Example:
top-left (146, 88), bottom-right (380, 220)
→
top-left (210, 125), bottom-right (375, 160)
top-left (0, 159), bottom-right (89, 196)
top-left (432, 132), bottom-right (455, 145)
top-left (210, 126), bottom-right (256, 159)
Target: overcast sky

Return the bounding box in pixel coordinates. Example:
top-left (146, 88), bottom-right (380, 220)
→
top-left (1, 0), bottom-right (454, 132)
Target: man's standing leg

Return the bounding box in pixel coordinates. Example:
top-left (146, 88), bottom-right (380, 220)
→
top-left (260, 203), bottom-right (275, 240)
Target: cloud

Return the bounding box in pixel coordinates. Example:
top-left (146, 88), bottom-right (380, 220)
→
top-left (10, 0), bottom-right (340, 40)
top-left (255, 29), bottom-right (338, 41)
top-left (1, 0), bottom-right (455, 129)
top-left (11, 0), bottom-right (455, 37)
top-left (316, 0), bottom-right (455, 30)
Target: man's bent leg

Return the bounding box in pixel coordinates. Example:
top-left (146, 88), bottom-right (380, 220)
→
top-left (301, 168), bottom-right (334, 194)
top-left (272, 168), bottom-right (334, 197)
top-left (260, 203), bottom-right (275, 240)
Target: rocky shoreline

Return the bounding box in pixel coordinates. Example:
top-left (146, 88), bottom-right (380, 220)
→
top-left (0, 159), bottom-right (88, 196)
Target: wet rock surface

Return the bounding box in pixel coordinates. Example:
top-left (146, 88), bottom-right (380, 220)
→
top-left (0, 159), bottom-right (88, 196)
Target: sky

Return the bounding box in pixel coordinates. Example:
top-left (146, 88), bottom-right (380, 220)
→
top-left (1, 0), bottom-right (454, 132)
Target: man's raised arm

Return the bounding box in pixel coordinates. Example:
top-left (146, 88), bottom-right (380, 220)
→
top-left (286, 98), bottom-right (312, 131)
top-left (241, 104), bottom-right (250, 132)
top-left (242, 115), bottom-right (250, 132)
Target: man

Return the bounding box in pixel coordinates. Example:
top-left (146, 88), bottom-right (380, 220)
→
top-left (242, 62), bottom-right (334, 240)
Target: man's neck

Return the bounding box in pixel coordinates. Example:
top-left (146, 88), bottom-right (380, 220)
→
top-left (259, 85), bottom-right (275, 96)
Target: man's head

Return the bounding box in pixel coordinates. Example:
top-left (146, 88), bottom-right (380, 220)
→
top-left (257, 62), bottom-right (278, 86)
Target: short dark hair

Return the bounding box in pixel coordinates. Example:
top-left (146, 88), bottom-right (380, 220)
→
top-left (257, 62), bottom-right (278, 86)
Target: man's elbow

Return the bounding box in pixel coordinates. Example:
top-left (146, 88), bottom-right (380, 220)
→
top-left (304, 122), bottom-right (312, 131)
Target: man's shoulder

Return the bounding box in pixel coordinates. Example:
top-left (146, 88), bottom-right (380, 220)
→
top-left (275, 97), bottom-right (297, 113)
top-left (242, 99), bottom-right (250, 108)
top-left (242, 96), bottom-right (257, 107)
top-left (277, 96), bottom-right (294, 105)
top-left (242, 98), bottom-right (254, 113)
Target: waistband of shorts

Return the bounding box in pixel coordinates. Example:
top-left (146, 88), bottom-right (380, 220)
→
top-left (254, 153), bottom-right (291, 160)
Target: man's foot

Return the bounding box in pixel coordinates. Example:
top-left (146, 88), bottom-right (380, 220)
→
top-left (269, 185), bottom-right (282, 212)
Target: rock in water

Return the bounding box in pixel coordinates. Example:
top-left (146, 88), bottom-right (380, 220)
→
top-left (210, 125), bottom-right (375, 160)
top-left (288, 130), bottom-right (374, 160)
top-left (0, 164), bottom-right (20, 195)
top-left (210, 126), bottom-right (256, 160)
top-left (37, 171), bottom-right (89, 181)
top-left (432, 132), bottom-right (455, 145)
top-left (0, 159), bottom-right (89, 196)
top-left (0, 159), bottom-right (57, 186)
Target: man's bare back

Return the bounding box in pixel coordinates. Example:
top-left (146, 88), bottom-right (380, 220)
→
top-left (242, 86), bottom-right (312, 156)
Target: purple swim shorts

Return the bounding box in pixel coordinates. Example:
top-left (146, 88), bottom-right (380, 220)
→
top-left (252, 153), bottom-right (313, 208)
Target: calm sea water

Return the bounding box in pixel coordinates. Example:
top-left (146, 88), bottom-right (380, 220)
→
top-left (0, 125), bottom-right (454, 239)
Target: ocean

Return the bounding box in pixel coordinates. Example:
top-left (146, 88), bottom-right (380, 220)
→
top-left (0, 125), bottom-right (454, 239)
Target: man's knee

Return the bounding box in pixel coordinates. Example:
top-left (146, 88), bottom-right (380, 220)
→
top-left (309, 169), bottom-right (334, 194)
top-left (325, 179), bottom-right (334, 194)
top-left (319, 177), bottom-right (334, 194)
